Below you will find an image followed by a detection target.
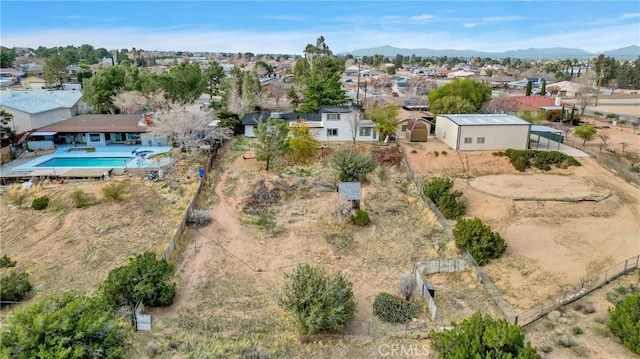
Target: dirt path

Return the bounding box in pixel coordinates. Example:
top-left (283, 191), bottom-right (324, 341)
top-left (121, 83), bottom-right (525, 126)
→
top-left (158, 153), bottom-right (250, 316)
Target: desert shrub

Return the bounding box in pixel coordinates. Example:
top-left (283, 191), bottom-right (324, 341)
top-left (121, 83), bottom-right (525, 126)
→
top-left (571, 326), bottom-right (584, 335)
top-left (430, 312), bottom-right (540, 358)
top-left (606, 113), bottom-right (619, 119)
top-left (351, 209), bottom-right (370, 226)
top-left (434, 151), bottom-right (439, 157)
top-left (101, 252), bottom-right (176, 310)
top-left (453, 217), bottom-right (506, 266)
top-left (411, 149), bottom-right (417, 154)
top-left (619, 119), bottom-right (627, 125)
top-left (397, 275), bottom-right (416, 301)
top-left (555, 334), bottom-right (576, 348)
top-left (373, 292), bottom-right (421, 323)
top-left (630, 164), bottom-right (640, 173)
top-left (187, 209), bottom-right (213, 228)
top-left (333, 149), bottom-right (376, 182)
top-left (424, 177), bottom-right (454, 204)
top-left (609, 293), bottom-right (640, 354)
top-left (376, 166), bottom-right (388, 182)
top-left (504, 149), bottom-right (580, 172)
top-left (3, 185), bottom-right (31, 208)
top-left (276, 264), bottom-right (355, 334)
top-left (0, 291), bottom-right (130, 358)
top-left (0, 255), bottom-right (16, 268)
top-left (71, 189), bottom-right (91, 208)
top-left (441, 151), bottom-right (447, 156)
top-left (31, 195), bottom-right (49, 210)
top-left (0, 271), bottom-right (32, 302)
top-left (102, 182), bottom-right (129, 201)
top-left (438, 191), bottom-right (467, 219)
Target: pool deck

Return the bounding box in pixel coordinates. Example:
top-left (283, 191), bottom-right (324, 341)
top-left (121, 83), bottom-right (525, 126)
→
top-left (0, 144), bottom-right (173, 182)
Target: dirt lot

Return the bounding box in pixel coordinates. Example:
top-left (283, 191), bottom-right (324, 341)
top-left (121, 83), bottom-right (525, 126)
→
top-left (0, 162), bottom-right (197, 309)
top-left (128, 140), bottom-right (503, 357)
top-left (526, 273), bottom-right (639, 359)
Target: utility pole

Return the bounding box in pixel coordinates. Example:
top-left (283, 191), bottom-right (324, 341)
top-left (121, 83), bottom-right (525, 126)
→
top-left (356, 60), bottom-right (361, 107)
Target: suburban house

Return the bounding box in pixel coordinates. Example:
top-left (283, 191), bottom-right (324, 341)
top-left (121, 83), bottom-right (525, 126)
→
top-left (512, 96), bottom-right (573, 112)
top-left (20, 76), bottom-right (46, 90)
top-left (0, 90), bottom-right (89, 134)
top-left (242, 106), bottom-right (379, 142)
top-left (435, 114), bottom-right (531, 151)
top-left (26, 114), bottom-right (167, 150)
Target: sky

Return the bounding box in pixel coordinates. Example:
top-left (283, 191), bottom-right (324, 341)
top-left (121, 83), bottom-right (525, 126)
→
top-left (1, 1), bottom-right (639, 54)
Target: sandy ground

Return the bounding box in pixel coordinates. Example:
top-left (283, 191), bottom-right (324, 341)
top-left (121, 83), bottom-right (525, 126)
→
top-left (403, 138), bottom-right (640, 312)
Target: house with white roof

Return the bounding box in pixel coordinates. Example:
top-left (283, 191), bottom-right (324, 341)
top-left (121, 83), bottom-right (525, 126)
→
top-left (435, 114), bottom-right (531, 151)
top-left (0, 90), bottom-right (89, 134)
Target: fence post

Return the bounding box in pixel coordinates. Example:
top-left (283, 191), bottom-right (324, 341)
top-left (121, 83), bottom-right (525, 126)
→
top-left (636, 255), bottom-right (639, 269)
top-left (624, 259), bottom-right (628, 272)
top-left (604, 269), bottom-right (608, 283)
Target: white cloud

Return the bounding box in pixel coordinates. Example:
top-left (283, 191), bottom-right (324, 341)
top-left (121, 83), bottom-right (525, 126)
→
top-left (463, 22), bottom-right (484, 28)
top-left (2, 22), bottom-right (638, 55)
top-left (410, 14), bottom-right (435, 22)
top-left (620, 12), bottom-right (640, 19)
top-left (482, 16), bottom-right (524, 22)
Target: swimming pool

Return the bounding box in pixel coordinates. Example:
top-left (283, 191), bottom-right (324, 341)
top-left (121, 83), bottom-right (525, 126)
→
top-left (36, 157), bottom-right (133, 168)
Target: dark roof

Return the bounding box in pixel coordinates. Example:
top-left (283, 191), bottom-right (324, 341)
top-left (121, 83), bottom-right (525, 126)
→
top-left (320, 106), bottom-right (352, 113)
top-left (242, 112), bottom-right (321, 125)
top-left (36, 114), bottom-right (149, 133)
top-left (338, 182), bottom-right (361, 200)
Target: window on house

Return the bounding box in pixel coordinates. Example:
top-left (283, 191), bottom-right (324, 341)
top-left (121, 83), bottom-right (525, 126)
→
top-left (401, 125), bottom-right (407, 132)
top-left (327, 128), bottom-right (338, 136)
top-left (464, 137), bottom-right (472, 144)
top-left (326, 113), bottom-right (340, 121)
top-left (373, 131), bottom-right (377, 140)
top-left (477, 137), bottom-right (485, 144)
top-left (89, 133), bottom-right (101, 142)
top-left (359, 128), bottom-right (372, 136)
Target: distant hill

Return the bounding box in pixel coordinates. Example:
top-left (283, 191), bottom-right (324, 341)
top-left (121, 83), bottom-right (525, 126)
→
top-left (343, 45), bottom-right (640, 60)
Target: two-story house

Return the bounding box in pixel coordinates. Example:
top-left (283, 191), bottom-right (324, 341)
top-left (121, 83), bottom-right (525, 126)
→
top-left (242, 106), bottom-right (378, 142)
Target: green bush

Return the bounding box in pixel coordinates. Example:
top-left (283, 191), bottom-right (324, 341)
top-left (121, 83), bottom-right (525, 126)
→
top-left (0, 254), bottom-right (16, 268)
top-left (276, 264), bottom-right (355, 334)
top-left (102, 182), bottom-right (129, 201)
top-left (351, 209), bottom-right (370, 226)
top-left (31, 196), bottom-right (49, 210)
top-left (101, 252), bottom-right (176, 309)
top-left (504, 149), bottom-right (580, 172)
top-left (0, 292), bottom-right (130, 358)
top-left (438, 191), bottom-right (467, 219)
top-left (609, 293), bottom-right (640, 354)
top-left (0, 271), bottom-right (32, 302)
top-left (424, 177), bottom-right (454, 204)
top-left (453, 217), bottom-right (507, 266)
top-left (606, 113), bottom-right (619, 119)
top-left (71, 189), bottom-right (91, 208)
top-left (373, 292), bottom-right (421, 323)
top-left (333, 149), bottom-right (376, 182)
top-left (430, 312), bottom-right (540, 358)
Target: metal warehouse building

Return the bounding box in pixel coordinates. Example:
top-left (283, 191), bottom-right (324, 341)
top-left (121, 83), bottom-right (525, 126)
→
top-left (435, 114), bottom-right (531, 151)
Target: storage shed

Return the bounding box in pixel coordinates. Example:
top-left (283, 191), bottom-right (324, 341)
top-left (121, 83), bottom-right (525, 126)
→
top-left (337, 182), bottom-right (361, 209)
top-left (405, 119), bottom-right (429, 142)
top-left (435, 114), bottom-right (531, 151)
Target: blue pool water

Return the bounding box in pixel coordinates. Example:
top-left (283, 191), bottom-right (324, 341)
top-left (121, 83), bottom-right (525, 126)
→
top-left (37, 157), bottom-right (133, 168)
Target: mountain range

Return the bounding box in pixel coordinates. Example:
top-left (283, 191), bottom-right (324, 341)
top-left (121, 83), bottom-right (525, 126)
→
top-left (344, 45), bottom-right (640, 60)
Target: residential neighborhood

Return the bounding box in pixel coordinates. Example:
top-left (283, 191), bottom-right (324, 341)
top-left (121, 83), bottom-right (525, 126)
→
top-left (1, 1), bottom-right (639, 358)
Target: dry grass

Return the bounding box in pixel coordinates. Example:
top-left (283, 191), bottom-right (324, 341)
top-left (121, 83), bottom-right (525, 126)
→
top-left (0, 175), bottom-right (195, 307)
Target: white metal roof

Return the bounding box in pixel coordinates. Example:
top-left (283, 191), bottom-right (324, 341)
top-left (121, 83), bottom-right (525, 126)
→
top-left (30, 131), bottom-right (58, 136)
top-left (442, 114), bottom-right (530, 126)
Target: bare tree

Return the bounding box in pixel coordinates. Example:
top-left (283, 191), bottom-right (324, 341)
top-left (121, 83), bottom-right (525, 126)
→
top-left (149, 105), bottom-right (232, 157)
top-left (112, 91), bottom-right (147, 114)
top-left (598, 134), bottom-right (610, 153)
top-left (632, 120), bottom-right (639, 134)
top-left (348, 108), bottom-right (363, 144)
top-left (576, 70), bottom-right (595, 115)
top-left (483, 93), bottom-right (518, 114)
top-left (271, 81), bottom-right (286, 106)
top-left (621, 142), bottom-right (630, 153)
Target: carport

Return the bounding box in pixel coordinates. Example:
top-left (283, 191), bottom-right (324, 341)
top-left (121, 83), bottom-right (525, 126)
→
top-left (530, 125), bottom-right (564, 150)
